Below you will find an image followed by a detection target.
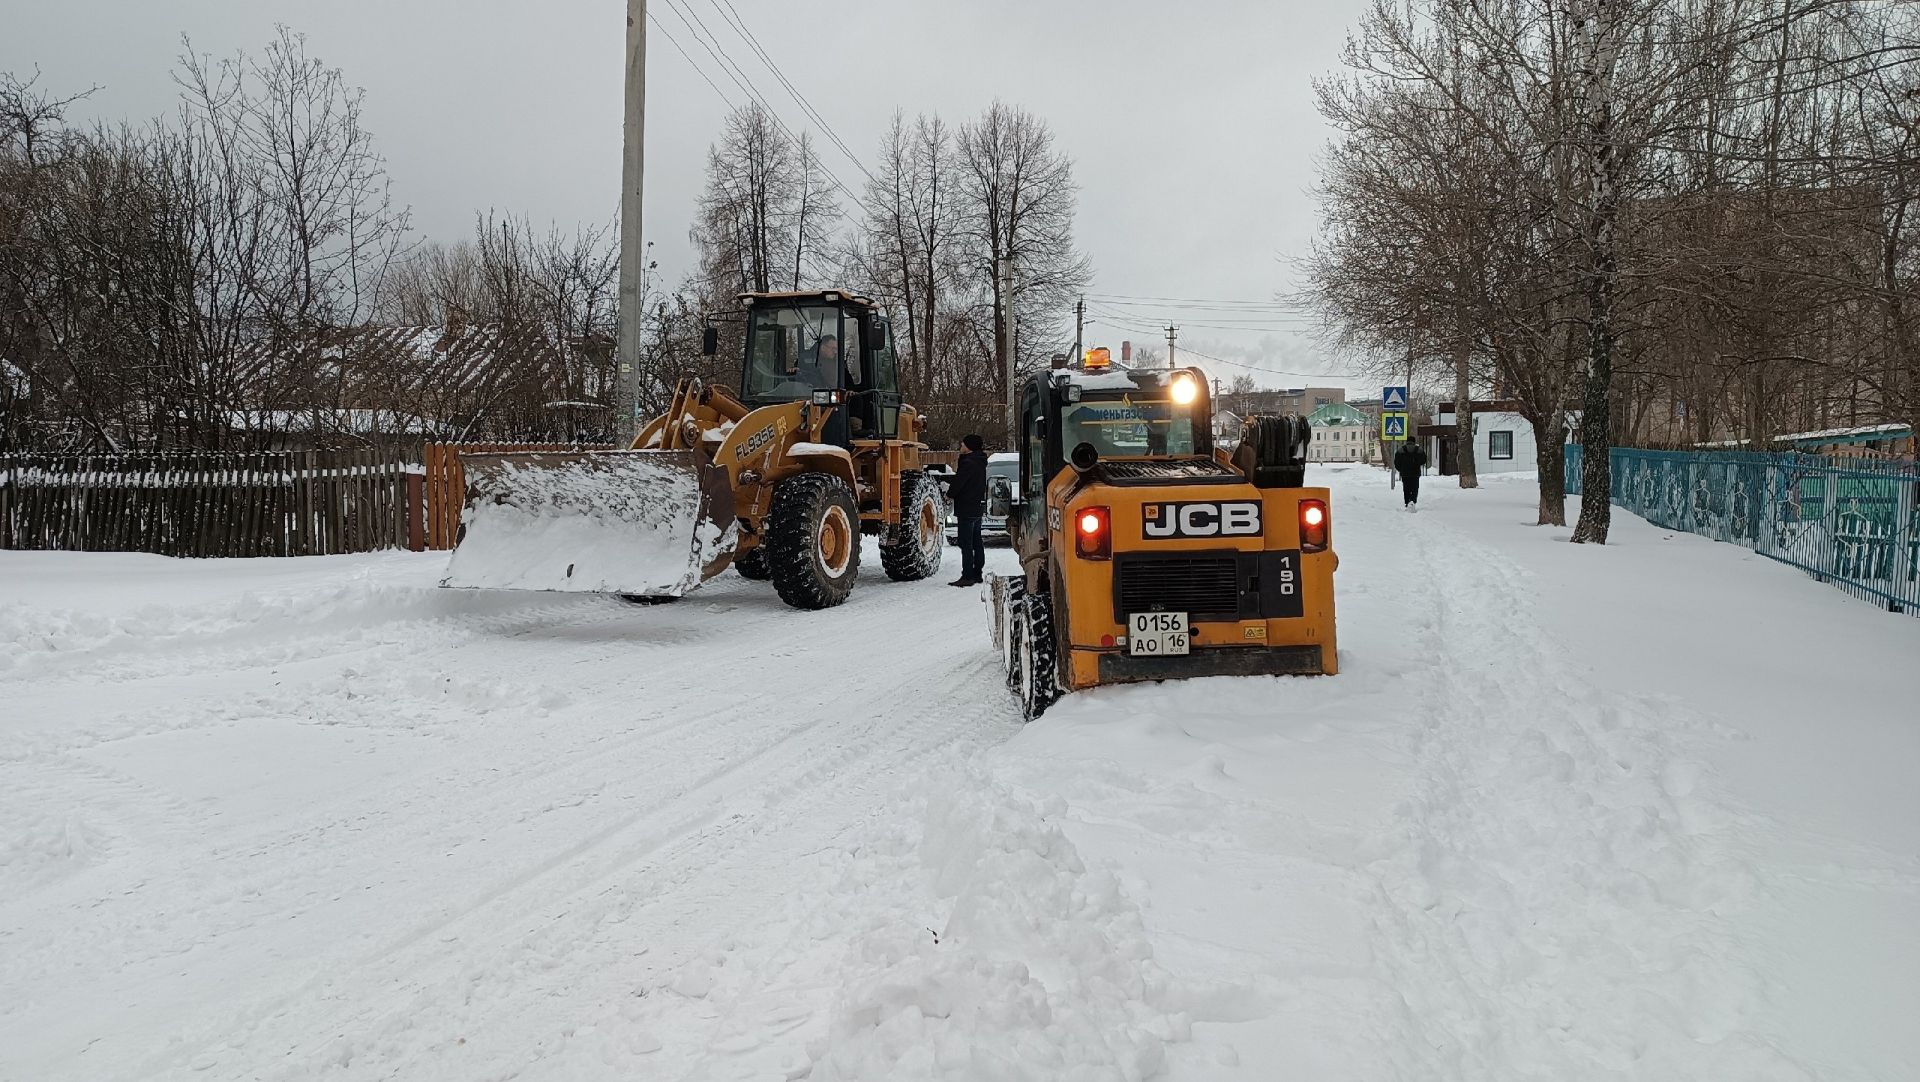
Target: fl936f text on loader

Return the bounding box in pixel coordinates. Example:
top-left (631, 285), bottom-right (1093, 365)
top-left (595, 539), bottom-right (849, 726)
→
top-left (986, 350), bottom-right (1338, 718)
top-left (440, 290), bottom-right (947, 610)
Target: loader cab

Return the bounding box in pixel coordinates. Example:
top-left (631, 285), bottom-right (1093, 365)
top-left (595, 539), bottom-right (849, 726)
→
top-left (735, 292), bottom-right (903, 446)
top-left (1009, 362), bottom-right (1217, 551)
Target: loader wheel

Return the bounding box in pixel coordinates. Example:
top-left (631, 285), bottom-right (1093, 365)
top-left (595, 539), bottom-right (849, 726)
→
top-left (880, 471), bottom-right (945, 582)
top-left (1013, 589), bottom-right (1059, 721)
top-left (734, 547), bottom-right (772, 581)
top-left (995, 576), bottom-right (1026, 685)
top-left (767, 474), bottom-right (861, 610)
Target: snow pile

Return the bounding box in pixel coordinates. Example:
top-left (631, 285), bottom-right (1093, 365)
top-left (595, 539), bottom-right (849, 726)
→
top-left (441, 452), bottom-right (735, 596)
top-left (0, 579), bottom-right (438, 680)
top-left (806, 775), bottom-right (1183, 1081)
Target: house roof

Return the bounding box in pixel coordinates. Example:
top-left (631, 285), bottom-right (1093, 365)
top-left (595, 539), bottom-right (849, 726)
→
top-left (1437, 400), bottom-right (1527, 414)
top-left (235, 323), bottom-right (604, 414)
top-left (1306, 401), bottom-right (1371, 425)
top-left (1695, 423), bottom-right (1911, 449)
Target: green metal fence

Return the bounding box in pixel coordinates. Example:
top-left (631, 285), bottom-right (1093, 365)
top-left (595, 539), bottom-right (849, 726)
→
top-left (1565, 446), bottom-right (1920, 615)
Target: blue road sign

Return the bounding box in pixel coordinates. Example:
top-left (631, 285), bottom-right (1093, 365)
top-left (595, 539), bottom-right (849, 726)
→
top-left (1381, 413), bottom-right (1408, 439)
top-left (1382, 386), bottom-right (1409, 410)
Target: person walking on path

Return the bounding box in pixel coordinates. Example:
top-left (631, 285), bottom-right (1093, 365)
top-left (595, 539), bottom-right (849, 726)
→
top-left (1393, 439), bottom-right (1429, 511)
top-left (943, 434), bottom-right (988, 586)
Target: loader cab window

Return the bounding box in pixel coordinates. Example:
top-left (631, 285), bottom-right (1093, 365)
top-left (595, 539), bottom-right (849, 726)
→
top-left (1061, 394), bottom-right (1199, 458)
top-left (744, 304), bottom-right (844, 402)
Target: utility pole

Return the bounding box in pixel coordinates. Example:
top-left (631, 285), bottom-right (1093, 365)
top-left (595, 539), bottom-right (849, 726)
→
top-left (1165, 325), bottom-right (1177, 370)
top-left (613, 0), bottom-right (648, 446)
top-left (1073, 297), bottom-right (1084, 365)
top-left (998, 255), bottom-right (1015, 441)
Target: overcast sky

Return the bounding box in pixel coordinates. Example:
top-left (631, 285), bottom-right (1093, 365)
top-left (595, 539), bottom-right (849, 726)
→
top-left (5, 0), bottom-right (1378, 394)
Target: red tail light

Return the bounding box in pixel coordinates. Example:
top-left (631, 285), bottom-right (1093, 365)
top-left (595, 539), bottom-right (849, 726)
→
top-left (1300, 499), bottom-right (1329, 553)
top-left (1075, 505), bottom-right (1111, 560)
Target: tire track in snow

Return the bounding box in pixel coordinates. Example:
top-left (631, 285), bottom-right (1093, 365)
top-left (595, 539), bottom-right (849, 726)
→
top-left (104, 574), bottom-right (1019, 1081)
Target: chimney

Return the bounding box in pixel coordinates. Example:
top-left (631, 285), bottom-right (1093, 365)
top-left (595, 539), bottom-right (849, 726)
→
top-left (1121, 340), bottom-right (1132, 362)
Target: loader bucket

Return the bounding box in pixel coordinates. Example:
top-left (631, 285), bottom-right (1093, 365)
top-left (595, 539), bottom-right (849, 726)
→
top-left (440, 450), bottom-right (738, 597)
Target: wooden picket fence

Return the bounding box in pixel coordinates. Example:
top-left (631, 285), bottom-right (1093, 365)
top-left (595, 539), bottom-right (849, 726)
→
top-left (0, 451), bottom-right (412, 558)
top-left (421, 442), bottom-right (616, 550)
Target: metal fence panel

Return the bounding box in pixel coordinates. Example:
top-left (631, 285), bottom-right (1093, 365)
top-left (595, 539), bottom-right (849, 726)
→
top-left (1566, 445), bottom-right (1920, 615)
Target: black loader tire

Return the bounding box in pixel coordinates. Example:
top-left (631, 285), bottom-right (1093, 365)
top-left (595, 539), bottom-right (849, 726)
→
top-left (767, 474), bottom-right (862, 610)
top-left (1016, 587), bottom-right (1060, 721)
top-left (880, 470), bottom-right (946, 582)
top-left (734, 547), bottom-right (772, 580)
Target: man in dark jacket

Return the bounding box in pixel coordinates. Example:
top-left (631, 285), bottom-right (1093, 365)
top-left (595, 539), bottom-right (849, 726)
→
top-left (1393, 439), bottom-right (1429, 511)
top-left (943, 434), bottom-right (988, 586)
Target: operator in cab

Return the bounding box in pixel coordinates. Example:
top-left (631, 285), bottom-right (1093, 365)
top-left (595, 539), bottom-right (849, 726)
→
top-left (798, 334), bottom-right (841, 387)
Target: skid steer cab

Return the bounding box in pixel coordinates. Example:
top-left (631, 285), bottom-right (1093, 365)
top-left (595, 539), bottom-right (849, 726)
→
top-left (985, 355), bottom-right (1338, 718)
top-left (440, 290), bottom-right (948, 610)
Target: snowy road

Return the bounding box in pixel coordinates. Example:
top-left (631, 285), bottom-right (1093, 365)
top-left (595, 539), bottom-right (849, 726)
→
top-left (4, 470), bottom-right (1916, 1080)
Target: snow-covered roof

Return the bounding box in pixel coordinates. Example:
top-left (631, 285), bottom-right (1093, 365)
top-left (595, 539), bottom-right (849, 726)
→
top-left (989, 452), bottom-right (1019, 463)
top-left (1695, 422), bottom-right (1911, 449)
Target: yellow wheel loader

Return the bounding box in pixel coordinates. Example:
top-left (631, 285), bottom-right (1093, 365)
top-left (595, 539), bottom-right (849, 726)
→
top-left (986, 353), bottom-right (1338, 719)
top-left (440, 290), bottom-right (946, 610)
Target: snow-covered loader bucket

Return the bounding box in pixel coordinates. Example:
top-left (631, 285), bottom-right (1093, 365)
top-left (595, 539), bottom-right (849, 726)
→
top-left (440, 450), bottom-right (739, 598)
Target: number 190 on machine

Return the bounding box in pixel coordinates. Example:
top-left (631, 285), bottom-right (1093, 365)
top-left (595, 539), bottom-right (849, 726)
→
top-left (1127, 611), bottom-right (1189, 656)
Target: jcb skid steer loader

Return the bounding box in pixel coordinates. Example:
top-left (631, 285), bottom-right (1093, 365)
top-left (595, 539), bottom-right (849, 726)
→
top-left (986, 351), bottom-right (1338, 718)
top-left (441, 290), bottom-right (946, 610)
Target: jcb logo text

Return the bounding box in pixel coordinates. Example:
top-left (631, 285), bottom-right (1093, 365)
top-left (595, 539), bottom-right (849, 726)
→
top-left (1142, 501), bottom-right (1262, 539)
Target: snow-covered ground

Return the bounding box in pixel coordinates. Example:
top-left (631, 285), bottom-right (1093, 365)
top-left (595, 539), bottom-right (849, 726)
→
top-left (3, 469), bottom-right (1916, 1081)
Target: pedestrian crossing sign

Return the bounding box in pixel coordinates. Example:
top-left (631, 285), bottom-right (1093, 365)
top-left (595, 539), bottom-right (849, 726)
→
top-left (1381, 412), bottom-right (1408, 439)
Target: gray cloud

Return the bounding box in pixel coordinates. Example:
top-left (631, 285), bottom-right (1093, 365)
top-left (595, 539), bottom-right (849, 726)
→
top-left (3, 0), bottom-right (1372, 390)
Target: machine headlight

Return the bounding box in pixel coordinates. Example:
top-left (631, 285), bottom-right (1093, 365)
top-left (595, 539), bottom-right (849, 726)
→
top-left (1170, 374), bottom-right (1199, 405)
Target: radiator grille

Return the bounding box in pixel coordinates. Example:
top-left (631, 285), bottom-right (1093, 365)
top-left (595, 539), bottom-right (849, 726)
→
top-left (1115, 556), bottom-right (1241, 618)
top-left (1099, 458), bottom-right (1239, 484)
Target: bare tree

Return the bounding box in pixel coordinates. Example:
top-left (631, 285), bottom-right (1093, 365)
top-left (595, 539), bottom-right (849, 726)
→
top-left (956, 102), bottom-right (1092, 433)
top-left (693, 102), bottom-right (797, 297)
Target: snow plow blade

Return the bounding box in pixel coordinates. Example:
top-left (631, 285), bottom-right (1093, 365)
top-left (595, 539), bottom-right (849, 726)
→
top-left (440, 450), bottom-right (738, 597)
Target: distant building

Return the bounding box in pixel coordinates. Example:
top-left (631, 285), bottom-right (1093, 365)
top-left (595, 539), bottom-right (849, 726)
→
top-left (1235, 386), bottom-right (1346, 418)
top-left (1305, 401), bottom-right (1378, 464)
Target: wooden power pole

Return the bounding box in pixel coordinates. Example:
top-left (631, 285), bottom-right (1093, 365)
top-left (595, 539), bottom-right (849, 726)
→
top-left (614, 0), bottom-right (648, 445)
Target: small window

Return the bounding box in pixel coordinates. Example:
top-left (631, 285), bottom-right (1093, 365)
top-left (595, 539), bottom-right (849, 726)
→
top-left (1489, 430), bottom-right (1514, 460)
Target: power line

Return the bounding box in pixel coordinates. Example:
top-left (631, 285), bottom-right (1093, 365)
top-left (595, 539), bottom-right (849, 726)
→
top-left (1083, 309), bottom-right (1353, 381)
top-left (1083, 304), bottom-right (1318, 335)
top-left (658, 0), bottom-right (866, 209)
top-left (1087, 297), bottom-right (1310, 315)
top-left (1084, 291), bottom-right (1310, 309)
top-left (647, 11), bottom-right (735, 110)
top-left (707, 0), bottom-right (872, 184)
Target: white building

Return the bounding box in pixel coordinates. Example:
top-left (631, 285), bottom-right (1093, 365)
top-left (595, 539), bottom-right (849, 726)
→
top-left (1428, 402), bottom-right (1538, 474)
